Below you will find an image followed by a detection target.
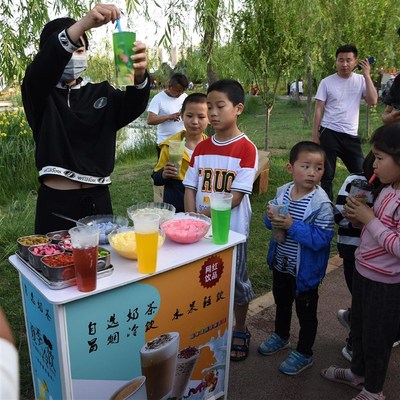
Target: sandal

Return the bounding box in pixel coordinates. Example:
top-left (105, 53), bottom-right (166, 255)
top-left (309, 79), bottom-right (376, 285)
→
top-left (321, 365), bottom-right (364, 390)
top-left (230, 330), bottom-right (251, 361)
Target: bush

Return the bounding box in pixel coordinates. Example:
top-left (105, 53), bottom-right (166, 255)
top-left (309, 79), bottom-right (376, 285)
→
top-left (0, 108), bottom-right (37, 204)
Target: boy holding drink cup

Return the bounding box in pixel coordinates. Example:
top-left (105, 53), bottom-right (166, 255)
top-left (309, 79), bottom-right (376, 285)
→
top-left (258, 141), bottom-right (334, 375)
top-left (183, 79), bottom-right (258, 361)
top-left (152, 93), bottom-right (209, 212)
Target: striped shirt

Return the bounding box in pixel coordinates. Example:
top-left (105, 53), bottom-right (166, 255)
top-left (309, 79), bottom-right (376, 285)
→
top-left (275, 187), bottom-right (314, 276)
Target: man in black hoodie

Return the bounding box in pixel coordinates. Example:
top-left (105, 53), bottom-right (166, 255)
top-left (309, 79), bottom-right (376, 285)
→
top-left (22, 3), bottom-right (150, 234)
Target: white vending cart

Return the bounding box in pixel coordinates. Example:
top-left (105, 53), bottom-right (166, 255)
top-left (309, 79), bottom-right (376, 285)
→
top-left (9, 231), bottom-right (245, 400)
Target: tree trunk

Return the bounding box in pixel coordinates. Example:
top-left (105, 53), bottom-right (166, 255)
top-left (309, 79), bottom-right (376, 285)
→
top-left (304, 63), bottom-right (313, 125)
top-left (264, 105), bottom-right (271, 151)
top-left (202, 1), bottom-right (220, 84)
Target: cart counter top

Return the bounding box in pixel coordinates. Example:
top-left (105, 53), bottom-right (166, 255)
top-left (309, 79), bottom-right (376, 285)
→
top-left (9, 231), bottom-right (246, 305)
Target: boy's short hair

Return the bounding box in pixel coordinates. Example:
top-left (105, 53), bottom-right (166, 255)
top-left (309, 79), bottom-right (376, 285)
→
top-left (207, 79), bottom-right (245, 106)
top-left (169, 73), bottom-right (189, 89)
top-left (181, 93), bottom-right (207, 114)
top-left (289, 141), bottom-right (326, 164)
top-left (40, 17), bottom-right (89, 50)
top-left (336, 44), bottom-right (358, 58)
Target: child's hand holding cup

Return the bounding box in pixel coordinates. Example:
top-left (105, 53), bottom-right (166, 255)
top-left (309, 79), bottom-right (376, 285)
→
top-left (268, 200), bottom-right (288, 243)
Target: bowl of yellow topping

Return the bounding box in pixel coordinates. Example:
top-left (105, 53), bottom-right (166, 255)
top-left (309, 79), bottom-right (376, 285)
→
top-left (108, 227), bottom-right (165, 260)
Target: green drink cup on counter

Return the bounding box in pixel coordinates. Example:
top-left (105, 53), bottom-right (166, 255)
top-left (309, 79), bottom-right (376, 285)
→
top-left (113, 31), bottom-right (136, 86)
top-left (210, 193), bottom-right (233, 245)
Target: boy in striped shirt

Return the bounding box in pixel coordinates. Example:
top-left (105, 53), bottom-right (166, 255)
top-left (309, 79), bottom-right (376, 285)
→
top-left (258, 141), bottom-right (334, 375)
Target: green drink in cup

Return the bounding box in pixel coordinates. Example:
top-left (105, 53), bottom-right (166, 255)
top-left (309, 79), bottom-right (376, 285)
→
top-left (210, 193), bottom-right (233, 245)
top-left (113, 31), bottom-right (136, 86)
top-left (168, 140), bottom-right (185, 174)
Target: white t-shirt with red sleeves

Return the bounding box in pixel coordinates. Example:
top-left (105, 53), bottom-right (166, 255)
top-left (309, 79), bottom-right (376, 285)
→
top-left (183, 133), bottom-right (258, 237)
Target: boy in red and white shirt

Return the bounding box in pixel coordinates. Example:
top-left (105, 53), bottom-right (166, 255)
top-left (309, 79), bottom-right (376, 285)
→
top-left (184, 79), bottom-right (258, 361)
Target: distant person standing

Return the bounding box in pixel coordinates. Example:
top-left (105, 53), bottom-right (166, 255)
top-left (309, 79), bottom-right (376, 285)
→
top-left (312, 44), bottom-right (378, 199)
top-left (147, 73), bottom-right (189, 157)
top-left (381, 74), bottom-right (400, 124)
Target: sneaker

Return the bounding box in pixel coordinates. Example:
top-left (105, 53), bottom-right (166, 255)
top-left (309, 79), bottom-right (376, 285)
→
top-left (278, 350), bottom-right (313, 375)
top-left (258, 333), bottom-right (290, 356)
top-left (337, 309), bottom-right (351, 331)
top-left (342, 345), bottom-right (353, 362)
top-left (352, 388), bottom-right (386, 400)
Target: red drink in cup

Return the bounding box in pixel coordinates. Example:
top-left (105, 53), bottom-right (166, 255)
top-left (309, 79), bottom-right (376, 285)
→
top-left (72, 245), bottom-right (98, 291)
top-left (69, 226), bottom-right (99, 292)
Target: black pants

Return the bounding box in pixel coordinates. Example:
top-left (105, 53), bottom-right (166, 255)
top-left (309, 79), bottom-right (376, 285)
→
top-left (319, 127), bottom-right (364, 200)
top-left (35, 184), bottom-right (112, 234)
top-left (272, 269), bottom-right (319, 357)
top-left (351, 269), bottom-right (400, 393)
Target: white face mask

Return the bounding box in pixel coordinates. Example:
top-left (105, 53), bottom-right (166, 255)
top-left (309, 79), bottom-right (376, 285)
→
top-left (60, 54), bottom-right (87, 82)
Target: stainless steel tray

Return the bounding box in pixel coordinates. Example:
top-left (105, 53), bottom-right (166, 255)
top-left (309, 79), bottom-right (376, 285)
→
top-left (15, 252), bottom-right (113, 290)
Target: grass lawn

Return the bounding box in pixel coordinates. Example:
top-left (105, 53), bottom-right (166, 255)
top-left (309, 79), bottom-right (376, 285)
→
top-left (0, 95), bottom-right (385, 398)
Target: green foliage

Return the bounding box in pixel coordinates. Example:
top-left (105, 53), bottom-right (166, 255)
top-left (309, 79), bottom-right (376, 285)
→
top-left (0, 108), bottom-right (36, 204)
top-left (85, 40), bottom-right (115, 84)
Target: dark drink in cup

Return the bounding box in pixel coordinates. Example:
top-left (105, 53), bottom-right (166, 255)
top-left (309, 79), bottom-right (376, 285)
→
top-left (72, 246), bottom-right (98, 292)
top-left (140, 332), bottom-right (179, 400)
top-left (349, 179), bottom-right (373, 204)
top-left (172, 346), bottom-right (200, 399)
top-left (68, 226), bottom-right (99, 292)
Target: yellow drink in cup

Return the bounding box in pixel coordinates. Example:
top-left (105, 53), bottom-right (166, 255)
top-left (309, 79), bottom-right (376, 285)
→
top-left (133, 213), bottom-right (160, 274)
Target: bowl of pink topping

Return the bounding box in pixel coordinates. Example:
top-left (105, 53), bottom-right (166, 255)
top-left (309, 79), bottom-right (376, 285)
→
top-left (28, 243), bottom-right (64, 271)
top-left (160, 212), bottom-right (211, 244)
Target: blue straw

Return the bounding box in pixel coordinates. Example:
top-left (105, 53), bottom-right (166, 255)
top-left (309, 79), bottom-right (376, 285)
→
top-left (116, 19), bottom-right (122, 32)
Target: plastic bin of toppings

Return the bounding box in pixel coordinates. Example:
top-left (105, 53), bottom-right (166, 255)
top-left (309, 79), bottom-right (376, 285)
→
top-left (160, 212), bottom-right (211, 244)
top-left (58, 238), bottom-right (72, 252)
top-left (28, 244), bottom-right (64, 271)
top-left (46, 230), bottom-right (70, 244)
top-left (108, 227), bottom-right (165, 260)
top-left (17, 235), bottom-right (51, 261)
top-left (77, 215), bottom-right (129, 244)
top-left (127, 202), bottom-right (176, 225)
top-left (41, 253), bottom-right (75, 282)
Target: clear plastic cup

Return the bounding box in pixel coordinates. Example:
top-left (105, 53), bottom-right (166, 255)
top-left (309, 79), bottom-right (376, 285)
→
top-left (113, 31), bottom-right (136, 86)
top-left (168, 140), bottom-right (185, 174)
top-left (68, 226), bottom-right (99, 292)
top-left (268, 200), bottom-right (287, 243)
top-left (349, 179), bottom-right (373, 204)
top-left (132, 213), bottom-right (160, 274)
top-left (210, 193), bottom-right (233, 245)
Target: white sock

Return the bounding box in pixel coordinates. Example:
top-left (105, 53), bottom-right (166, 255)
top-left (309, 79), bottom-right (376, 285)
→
top-left (345, 369), bottom-right (364, 383)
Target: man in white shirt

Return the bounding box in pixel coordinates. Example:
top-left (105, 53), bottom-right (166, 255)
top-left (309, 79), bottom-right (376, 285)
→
top-left (312, 44), bottom-right (378, 199)
top-left (147, 73), bottom-right (189, 157)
